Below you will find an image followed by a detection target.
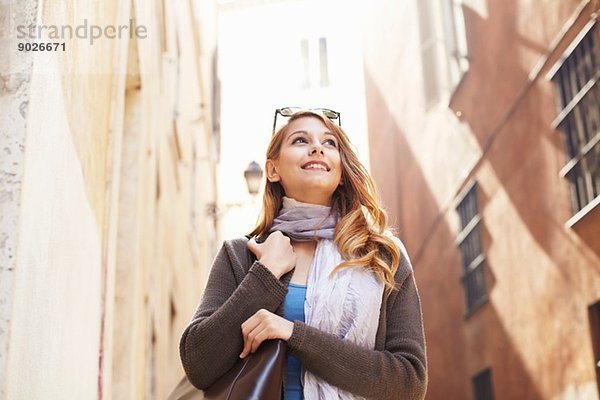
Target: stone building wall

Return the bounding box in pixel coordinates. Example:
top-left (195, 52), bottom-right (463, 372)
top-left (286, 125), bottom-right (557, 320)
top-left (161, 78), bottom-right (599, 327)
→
top-left (0, 0), bottom-right (219, 398)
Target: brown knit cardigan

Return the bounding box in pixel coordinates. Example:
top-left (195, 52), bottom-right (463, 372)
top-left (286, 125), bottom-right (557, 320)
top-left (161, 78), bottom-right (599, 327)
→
top-left (179, 236), bottom-right (427, 399)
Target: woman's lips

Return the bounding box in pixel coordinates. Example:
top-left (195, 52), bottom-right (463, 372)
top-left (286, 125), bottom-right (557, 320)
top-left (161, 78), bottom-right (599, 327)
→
top-left (301, 160), bottom-right (330, 171)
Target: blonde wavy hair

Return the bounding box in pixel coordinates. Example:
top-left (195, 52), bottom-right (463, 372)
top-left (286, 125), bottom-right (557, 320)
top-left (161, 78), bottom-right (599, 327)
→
top-left (247, 110), bottom-right (401, 293)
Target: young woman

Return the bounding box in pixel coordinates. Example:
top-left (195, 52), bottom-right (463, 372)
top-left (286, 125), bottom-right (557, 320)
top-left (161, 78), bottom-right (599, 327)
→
top-left (179, 109), bottom-right (427, 399)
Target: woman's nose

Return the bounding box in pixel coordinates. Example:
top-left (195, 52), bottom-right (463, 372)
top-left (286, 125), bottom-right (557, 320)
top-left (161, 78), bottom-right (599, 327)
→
top-left (310, 144), bottom-right (324, 154)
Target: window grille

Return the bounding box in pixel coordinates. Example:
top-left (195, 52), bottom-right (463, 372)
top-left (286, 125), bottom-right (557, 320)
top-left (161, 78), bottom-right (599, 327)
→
top-left (551, 22), bottom-right (600, 215)
top-left (472, 368), bottom-right (494, 400)
top-left (456, 182), bottom-right (487, 314)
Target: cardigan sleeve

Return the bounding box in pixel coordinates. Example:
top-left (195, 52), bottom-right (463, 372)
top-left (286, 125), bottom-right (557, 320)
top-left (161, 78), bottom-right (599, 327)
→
top-left (179, 240), bottom-right (288, 390)
top-left (286, 252), bottom-right (428, 400)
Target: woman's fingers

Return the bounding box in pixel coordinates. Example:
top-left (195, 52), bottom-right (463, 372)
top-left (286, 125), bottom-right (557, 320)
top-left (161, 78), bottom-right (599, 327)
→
top-left (246, 237), bottom-right (260, 257)
top-left (252, 232), bottom-right (296, 278)
top-left (240, 309), bottom-right (276, 358)
top-left (240, 309), bottom-right (265, 358)
top-left (240, 315), bottom-right (260, 357)
top-left (241, 325), bottom-right (269, 358)
top-left (249, 327), bottom-right (270, 354)
top-left (240, 322), bottom-right (268, 358)
top-left (240, 309), bottom-right (294, 358)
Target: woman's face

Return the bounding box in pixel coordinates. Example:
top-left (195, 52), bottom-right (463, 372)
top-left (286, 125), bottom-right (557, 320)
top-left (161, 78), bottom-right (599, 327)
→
top-left (266, 116), bottom-right (343, 206)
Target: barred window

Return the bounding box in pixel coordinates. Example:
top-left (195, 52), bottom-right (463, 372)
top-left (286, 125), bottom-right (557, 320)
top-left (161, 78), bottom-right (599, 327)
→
top-left (588, 300), bottom-right (600, 394)
top-left (472, 368), bottom-right (494, 400)
top-left (456, 182), bottom-right (487, 315)
top-left (550, 22), bottom-right (600, 216)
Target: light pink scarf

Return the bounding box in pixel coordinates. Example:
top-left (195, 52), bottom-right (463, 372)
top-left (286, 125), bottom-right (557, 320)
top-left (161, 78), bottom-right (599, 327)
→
top-left (270, 196), bottom-right (384, 399)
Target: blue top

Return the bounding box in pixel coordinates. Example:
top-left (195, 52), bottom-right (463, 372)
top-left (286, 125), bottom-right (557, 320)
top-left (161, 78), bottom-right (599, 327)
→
top-left (283, 282), bottom-right (307, 400)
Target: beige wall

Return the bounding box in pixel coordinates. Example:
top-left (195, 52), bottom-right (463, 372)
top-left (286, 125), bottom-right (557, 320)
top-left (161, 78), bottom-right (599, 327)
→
top-left (0, 0), bottom-right (36, 397)
top-left (0, 0), bottom-right (218, 398)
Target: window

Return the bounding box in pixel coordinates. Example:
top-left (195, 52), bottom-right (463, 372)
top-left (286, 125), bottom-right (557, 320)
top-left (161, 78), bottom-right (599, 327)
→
top-left (456, 182), bottom-right (487, 314)
top-left (417, 0), bottom-right (441, 103)
top-left (550, 22), bottom-right (600, 217)
top-left (472, 368), bottom-right (494, 400)
top-left (416, 0), bottom-right (469, 106)
top-left (319, 37), bottom-right (329, 87)
top-left (299, 37), bottom-right (330, 89)
top-left (588, 300), bottom-right (600, 396)
top-left (300, 39), bottom-right (310, 89)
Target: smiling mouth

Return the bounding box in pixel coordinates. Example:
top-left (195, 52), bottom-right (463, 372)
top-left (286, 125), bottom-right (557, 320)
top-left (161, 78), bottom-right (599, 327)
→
top-left (301, 162), bottom-right (330, 171)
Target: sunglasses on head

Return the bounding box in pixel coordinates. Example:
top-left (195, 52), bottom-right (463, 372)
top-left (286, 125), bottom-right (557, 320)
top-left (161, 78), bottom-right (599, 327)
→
top-left (272, 107), bottom-right (341, 135)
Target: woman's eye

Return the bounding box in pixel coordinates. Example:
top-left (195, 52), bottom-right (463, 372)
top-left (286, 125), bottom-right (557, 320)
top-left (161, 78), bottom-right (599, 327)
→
top-left (325, 139), bottom-right (337, 147)
top-left (292, 137), bottom-right (307, 144)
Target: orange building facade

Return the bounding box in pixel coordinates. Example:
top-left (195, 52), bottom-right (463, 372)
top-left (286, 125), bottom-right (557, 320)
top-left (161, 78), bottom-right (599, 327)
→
top-left (363, 1), bottom-right (600, 399)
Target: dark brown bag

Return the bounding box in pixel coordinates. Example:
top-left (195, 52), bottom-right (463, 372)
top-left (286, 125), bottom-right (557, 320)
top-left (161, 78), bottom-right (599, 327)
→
top-left (167, 339), bottom-right (286, 400)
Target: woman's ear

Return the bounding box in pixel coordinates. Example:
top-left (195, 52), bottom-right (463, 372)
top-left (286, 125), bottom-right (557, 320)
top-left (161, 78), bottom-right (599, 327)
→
top-left (265, 159), bottom-right (280, 182)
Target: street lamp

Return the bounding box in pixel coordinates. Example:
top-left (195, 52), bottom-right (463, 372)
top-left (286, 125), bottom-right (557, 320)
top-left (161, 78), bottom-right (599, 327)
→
top-left (206, 161), bottom-right (263, 218)
top-left (244, 161), bottom-right (263, 195)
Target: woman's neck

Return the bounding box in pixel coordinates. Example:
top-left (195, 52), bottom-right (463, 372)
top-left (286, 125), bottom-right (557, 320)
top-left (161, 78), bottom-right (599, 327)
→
top-left (282, 196), bottom-right (332, 209)
top-left (291, 239), bottom-right (318, 248)
top-left (282, 194), bottom-right (332, 207)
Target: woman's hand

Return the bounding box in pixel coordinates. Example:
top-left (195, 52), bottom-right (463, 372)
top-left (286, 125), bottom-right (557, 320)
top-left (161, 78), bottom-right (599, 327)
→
top-left (247, 231), bottom-right (296, 279)
top-left (239, 309), bottom-right (294, 359)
